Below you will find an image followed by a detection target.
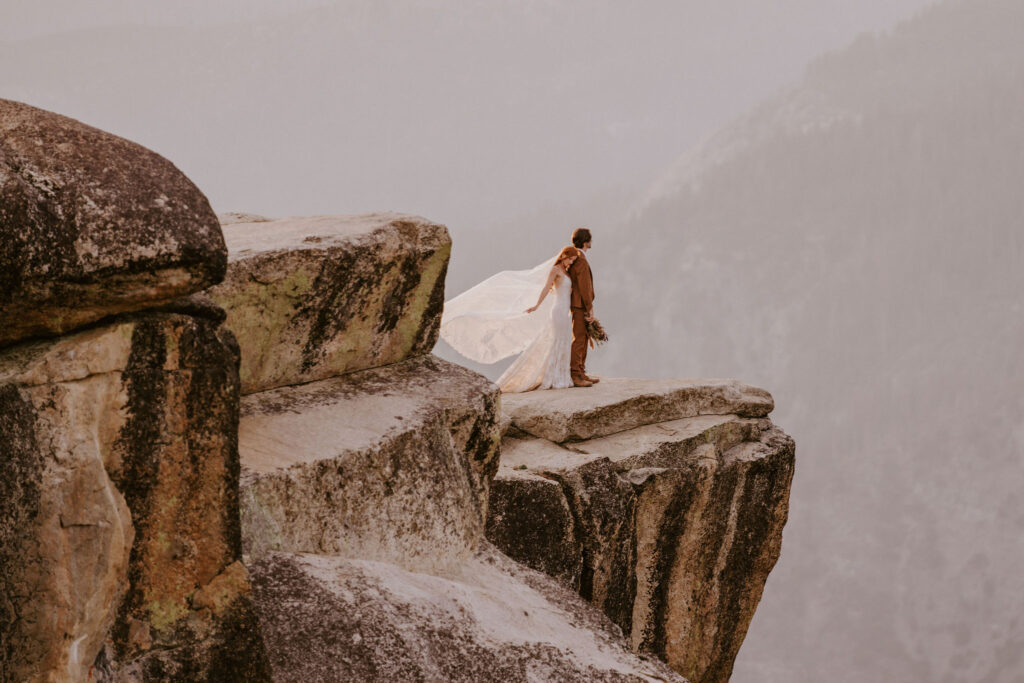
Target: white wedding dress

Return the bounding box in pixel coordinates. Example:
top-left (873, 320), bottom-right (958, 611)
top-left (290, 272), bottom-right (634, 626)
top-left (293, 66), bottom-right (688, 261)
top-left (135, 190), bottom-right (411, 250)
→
top-left (441, 257), bottom-right (573, 393)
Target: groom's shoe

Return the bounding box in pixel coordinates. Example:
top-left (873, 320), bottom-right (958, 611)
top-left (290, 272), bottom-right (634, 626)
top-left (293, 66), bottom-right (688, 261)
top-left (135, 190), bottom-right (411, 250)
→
top-left (572, 375), bottom-right (593, 388)
top-left (584, 374), bottom-right (600, 384)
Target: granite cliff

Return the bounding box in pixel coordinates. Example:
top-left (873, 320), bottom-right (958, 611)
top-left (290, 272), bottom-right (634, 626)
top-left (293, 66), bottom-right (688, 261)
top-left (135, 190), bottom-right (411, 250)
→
top-left (0, 100), bottom-right (794, 682)
top-left (0, 99), bottom-right (268, 682)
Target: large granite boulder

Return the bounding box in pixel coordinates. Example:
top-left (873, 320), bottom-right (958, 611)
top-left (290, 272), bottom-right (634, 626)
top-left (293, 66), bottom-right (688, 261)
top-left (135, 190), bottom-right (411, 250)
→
top-left (239, 354), bottom-right (501, 571)
top-left (0, 314), bottom-right (269, 682)
top-left (206, 213), bottom-right (450, 394)
top-left (488, 381), bottom-right (795, 683)
top-left (249, 545), bottom-right (687, 682)
top-left (0, 99), bottom-right (226, 348)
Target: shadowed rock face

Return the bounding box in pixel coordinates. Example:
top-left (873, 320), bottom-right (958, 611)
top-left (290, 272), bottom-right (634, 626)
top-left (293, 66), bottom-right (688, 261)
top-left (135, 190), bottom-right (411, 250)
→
top-left (0, 99), bottom-right (226, 348)
top-left (486, 468), bottom-right (583, 587)
top-left (0, 314), bottom-right (269, 682)
top-left (488, 382), bottom-right (795, 683)
top-left (239, 355), bottom-right (502, 572)
top-left (206, 213), bottom-right (450, 394)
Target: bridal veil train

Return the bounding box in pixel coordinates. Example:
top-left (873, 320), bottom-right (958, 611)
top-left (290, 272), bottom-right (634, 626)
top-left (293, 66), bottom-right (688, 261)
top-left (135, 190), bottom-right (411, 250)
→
top-left (440, 252), bottom-right (575, 393)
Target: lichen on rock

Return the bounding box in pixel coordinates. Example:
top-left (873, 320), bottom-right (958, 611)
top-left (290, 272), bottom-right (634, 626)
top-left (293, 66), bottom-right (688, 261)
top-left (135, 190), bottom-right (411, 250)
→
top-left (206, 213), bottom-right (451, 394)
top-left (0, 314), bottom-right (270, 682)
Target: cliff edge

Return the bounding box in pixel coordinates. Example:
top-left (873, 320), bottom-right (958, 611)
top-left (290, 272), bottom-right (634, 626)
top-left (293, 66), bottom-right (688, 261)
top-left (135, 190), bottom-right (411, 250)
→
top-left (490, 381), bottom-right (794, 683)
top-left (0, 101), bottom-right (794, 683)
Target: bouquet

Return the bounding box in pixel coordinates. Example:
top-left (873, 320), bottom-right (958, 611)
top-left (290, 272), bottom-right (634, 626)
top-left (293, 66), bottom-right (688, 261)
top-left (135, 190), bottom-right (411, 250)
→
top-left (585, 317), bottom-right (609, 348)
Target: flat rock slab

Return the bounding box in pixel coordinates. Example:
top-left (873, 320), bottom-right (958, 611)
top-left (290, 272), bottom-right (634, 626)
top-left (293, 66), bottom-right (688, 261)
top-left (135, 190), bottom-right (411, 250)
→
top-left (239, 355), bottom-right (501, 573)
top-left (501, 378), bottom-right (774, 442)
top-left (207, 213), bottom-right (450, 394)
top-left (0, 98), bottom-right (226, 347)
top-left (249, 547), bottom-right (687, 683)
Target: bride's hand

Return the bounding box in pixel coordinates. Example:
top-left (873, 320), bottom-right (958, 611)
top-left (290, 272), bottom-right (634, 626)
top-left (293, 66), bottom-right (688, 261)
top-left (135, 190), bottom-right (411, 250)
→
top-left (525, 305), bottom-right (538, 314)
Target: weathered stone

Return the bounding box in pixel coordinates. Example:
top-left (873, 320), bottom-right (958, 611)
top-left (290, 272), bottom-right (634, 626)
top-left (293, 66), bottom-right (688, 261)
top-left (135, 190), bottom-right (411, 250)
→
top-left (488, 385), bottom-right (795, 683)
top-left (206, 213), bottom-right (450, 394)
top-left (249, 545), bottom-right (688, 683)
top-left (0, 99), bottom-right (226, 348)
top-left (239, 355), bottom-right (501, 572)
top-left (0, 314), bottom-right (270, 681)
top-left (485, 468), bottom-right (582, 587)
top-left (501, 378), bottom-right (774, 442)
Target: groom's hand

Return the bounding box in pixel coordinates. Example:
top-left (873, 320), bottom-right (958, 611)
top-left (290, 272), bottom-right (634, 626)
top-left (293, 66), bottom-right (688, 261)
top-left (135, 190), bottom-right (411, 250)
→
top-left (584, 311), bottom-right (595, 322)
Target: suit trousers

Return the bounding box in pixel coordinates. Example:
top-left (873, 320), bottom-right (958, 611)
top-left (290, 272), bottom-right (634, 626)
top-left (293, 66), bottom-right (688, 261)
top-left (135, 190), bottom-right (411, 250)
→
top-left (570, 306), bottom-right (589, 377)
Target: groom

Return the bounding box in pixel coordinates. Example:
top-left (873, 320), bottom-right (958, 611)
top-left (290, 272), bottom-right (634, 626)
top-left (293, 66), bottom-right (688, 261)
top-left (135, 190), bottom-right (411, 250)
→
top-left (567, 227), bottom-right (599, 388)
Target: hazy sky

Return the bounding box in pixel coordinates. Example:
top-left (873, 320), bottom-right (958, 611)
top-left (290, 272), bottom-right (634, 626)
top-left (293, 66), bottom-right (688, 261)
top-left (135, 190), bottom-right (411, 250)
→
top-left (0, 0), bottom-right (937, 234)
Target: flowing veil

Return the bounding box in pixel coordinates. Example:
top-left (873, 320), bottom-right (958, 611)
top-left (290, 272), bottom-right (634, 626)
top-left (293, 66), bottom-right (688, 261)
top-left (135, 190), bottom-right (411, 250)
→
top-left (440, 256), bottom-right (558, 364)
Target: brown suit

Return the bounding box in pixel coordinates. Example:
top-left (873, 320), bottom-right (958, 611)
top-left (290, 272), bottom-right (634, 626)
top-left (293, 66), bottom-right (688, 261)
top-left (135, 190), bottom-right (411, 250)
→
top-left (567, 251), bottom-right (594, 378)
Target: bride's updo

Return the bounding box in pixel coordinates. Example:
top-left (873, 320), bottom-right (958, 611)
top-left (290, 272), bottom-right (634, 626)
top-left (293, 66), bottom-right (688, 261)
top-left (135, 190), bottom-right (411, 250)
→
top-left (556, 246), bottom-right (580, 268)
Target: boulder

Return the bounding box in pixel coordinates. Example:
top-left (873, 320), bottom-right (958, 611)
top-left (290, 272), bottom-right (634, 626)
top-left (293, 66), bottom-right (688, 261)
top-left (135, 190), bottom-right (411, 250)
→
top-left (0, 99), bottom-right (226, 348)
top-left (239, 354), bottom-right (501, 572)
top-left (0, 314), bottom-right (269, 681)
top-left (500, 378), bottom-right (774, 442)
top-left (488, 383), bottom-right (795, 683)
top-left (249, 545), bottom-right (687, 683)
top-left (206, 213), bottom-right (450, 394)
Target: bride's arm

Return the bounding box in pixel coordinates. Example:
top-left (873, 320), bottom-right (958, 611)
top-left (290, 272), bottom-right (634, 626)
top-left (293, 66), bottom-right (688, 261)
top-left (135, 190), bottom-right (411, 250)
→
top-left (525, 268), bottom-right (559, 313)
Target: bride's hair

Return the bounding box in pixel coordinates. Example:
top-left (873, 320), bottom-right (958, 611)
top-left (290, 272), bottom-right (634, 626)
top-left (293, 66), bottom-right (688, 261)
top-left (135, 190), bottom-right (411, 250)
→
top-left (556, 246), bottom-right (580, 267)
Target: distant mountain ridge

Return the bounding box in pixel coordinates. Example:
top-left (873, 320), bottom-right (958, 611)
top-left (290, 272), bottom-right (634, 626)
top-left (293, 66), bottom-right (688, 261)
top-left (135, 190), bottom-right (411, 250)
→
top-left (601, 0), bottom-right (1024, 680)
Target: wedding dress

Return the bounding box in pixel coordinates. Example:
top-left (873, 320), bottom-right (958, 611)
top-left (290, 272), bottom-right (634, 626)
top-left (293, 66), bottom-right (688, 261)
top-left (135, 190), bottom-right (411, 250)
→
top-left (440, 257), bottom-right (573, 393)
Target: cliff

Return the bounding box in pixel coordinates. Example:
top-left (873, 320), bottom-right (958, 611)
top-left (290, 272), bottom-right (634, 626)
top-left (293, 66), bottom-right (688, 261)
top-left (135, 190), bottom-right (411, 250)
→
top-left (490, 384), bottom-right (794, 683)
top-left (0, 100), bottom-right (795, 682)
top-left (0, 99), bottom-right (268, 682)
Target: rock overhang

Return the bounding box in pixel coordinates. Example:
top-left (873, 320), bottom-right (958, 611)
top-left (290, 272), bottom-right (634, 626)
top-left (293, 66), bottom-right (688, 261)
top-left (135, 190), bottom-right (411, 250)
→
top-left (0, 98), bottom-right (227, 348)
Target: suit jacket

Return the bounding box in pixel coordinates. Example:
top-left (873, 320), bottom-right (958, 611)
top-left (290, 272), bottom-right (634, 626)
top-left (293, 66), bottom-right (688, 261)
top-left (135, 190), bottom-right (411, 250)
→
top-left (568, 251), bottom-right (594, 312)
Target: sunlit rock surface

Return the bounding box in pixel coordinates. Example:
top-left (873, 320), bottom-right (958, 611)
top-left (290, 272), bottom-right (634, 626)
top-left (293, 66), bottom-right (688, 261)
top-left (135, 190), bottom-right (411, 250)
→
top-left (0, 315), bottom-right (269, 682)
top-left (238, 354), bottom-right (687, 681)
top-left (206, 213), bottom-right (450, 394)
top-left (500, 378), bottom-right (774, 442)
top-left (0, 99), bottom-right (226, 348)
top-left (239, 354), bottom-right (501, 571)
top-left (488, 380), bottom-right (795, 683)
top-left (250, 546), bottom-right (686, 683)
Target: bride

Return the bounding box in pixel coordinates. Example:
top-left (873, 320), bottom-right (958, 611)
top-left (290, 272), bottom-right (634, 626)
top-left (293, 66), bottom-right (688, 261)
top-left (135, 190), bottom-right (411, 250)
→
top-left (440, 246), bottom-right (580, 393)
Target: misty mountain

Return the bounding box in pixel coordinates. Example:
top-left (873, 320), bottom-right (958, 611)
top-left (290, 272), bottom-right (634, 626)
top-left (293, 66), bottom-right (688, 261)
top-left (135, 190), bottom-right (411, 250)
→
top-left (599, 0), bottom-right (1024, 680)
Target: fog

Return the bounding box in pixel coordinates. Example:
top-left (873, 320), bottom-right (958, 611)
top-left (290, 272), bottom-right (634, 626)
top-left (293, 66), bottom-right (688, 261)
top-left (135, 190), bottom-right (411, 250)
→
top-left (3, 1), bottom-right (1021, 680)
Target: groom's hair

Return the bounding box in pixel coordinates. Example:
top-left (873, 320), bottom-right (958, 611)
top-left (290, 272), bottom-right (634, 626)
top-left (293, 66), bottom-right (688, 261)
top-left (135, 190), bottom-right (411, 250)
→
top-left (571, 227), bottom-right (592, 248)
